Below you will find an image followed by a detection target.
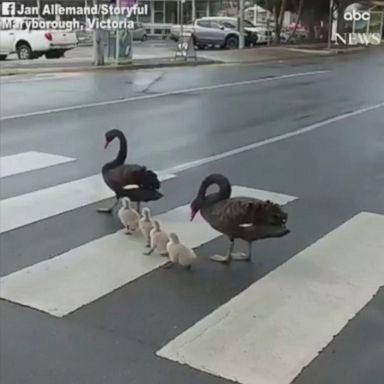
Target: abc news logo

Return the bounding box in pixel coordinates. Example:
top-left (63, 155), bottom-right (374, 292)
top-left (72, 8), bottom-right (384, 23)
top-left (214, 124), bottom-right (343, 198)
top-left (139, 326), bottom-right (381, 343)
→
top-left (344, 10), bottom-right (370, 22)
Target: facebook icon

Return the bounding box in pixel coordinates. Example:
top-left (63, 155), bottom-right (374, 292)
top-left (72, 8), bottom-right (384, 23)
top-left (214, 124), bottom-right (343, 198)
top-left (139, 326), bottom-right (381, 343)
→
top-left (2, 2), bottom-right (16, 16)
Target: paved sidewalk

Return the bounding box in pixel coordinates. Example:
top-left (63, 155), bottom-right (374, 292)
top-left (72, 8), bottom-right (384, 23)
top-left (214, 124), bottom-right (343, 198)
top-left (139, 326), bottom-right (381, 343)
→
top-left (0, 43), bottom-right (369, 76)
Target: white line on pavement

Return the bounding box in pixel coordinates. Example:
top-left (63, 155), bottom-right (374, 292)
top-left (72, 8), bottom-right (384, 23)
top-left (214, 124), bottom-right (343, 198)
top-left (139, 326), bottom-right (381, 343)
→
top-left (0, 151), bottom-right (75, 178)
top-left (0, 186), bottom-right (296, 317)
top-left (0, 173), bottom-right (176, 234)
top-left (157, 212), bottom-right (384, 384)
top-left (1, 101), bottom-right (382, 233)
top-left (163, 101), bottom-right (384, 174)
top-left (0, 71), bottom-right (329, 121)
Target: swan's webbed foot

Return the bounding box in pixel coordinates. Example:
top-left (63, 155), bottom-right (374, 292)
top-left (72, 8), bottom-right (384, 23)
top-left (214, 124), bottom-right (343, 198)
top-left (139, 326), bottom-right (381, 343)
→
top-left (210, 254), bottom-right (231, 263)
top-left (210, 239), bottom-right (234, 264)
top-left (162, 261), bottom-right (175, 269)
top-left (144, 248), bottom-right (154, 255)
top-left (97, 198), bottom-right (119, 214)
top-left (125, 228), bottom-right (133, 235)
top-left (97, 207), bottom-right (113, 213)
top-left (231, 252), bottom-right (251, 261)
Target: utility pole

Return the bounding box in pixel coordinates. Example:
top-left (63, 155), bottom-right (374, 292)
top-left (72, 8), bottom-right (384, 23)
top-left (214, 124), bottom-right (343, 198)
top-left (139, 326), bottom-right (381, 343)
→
top-left (180, 0), bottom-right (184, 39)
top-left (239, 0), bottom-right (245, 48)
top-left (115, 0), bottom-right (121, 64)
top-left (328, 0), bottom-right (334, 49)
top-left (93, 0), bottom-right (105, 65)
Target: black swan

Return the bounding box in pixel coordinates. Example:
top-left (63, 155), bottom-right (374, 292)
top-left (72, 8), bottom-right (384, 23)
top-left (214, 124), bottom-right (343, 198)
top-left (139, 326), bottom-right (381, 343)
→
top-left (98, 129), bottom-right (162, 213)
top-left (190, 174), bottom-right (290, 263)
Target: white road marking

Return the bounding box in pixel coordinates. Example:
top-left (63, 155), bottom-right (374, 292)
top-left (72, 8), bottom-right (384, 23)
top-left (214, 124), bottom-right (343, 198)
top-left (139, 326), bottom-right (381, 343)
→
top-left (157, 212), bottom-right (384, 384)
top-left (0, 186), bottom-right (296, 317)
top-left (0, 151), bottom-right (75, 178)
top-left (2, 99), bottom-right (382, 233)
top-left (0, 71), bottom-right (328, 121)
top-left (0, 173), bottom-right (176, 234)
top-left (163, 102), bottom-right (384, 174)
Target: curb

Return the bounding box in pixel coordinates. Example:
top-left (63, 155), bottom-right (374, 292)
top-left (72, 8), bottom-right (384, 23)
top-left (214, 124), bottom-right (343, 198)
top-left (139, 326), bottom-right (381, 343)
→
top-left (0, 59), bottom-right (221, 76)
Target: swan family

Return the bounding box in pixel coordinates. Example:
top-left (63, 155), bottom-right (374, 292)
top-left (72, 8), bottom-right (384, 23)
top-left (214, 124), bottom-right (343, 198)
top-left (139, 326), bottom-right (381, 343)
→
top-left (100, 129), bottom-right (290, 266)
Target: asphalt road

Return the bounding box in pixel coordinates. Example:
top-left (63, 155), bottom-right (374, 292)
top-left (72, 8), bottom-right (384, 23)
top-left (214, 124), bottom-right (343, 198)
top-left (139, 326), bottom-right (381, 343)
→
top-left (0, 48), bottom-right (383, 384)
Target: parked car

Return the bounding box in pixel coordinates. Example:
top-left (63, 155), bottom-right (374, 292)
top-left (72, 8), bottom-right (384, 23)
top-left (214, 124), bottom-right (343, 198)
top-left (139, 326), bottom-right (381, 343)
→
top-left (170, 17), bottom-right (258, 49)
top-left (0, 17), bottom-right (77, 60)
top-left (280, 30), bottom-right (308, 44)
top-left (132, 22), bottom-right (147, 41)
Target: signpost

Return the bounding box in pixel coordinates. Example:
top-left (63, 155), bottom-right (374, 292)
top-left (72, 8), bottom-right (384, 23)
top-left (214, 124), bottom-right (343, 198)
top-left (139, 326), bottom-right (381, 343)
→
top-left (175, 32), bottom-right (196, 60)
top-left (174, 0), bottom-right (196, 61)
top-left (110, 0), bottom-right (132, 64)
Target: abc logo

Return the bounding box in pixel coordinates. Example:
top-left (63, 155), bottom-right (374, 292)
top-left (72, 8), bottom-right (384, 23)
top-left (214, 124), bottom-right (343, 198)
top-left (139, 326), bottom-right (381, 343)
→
top-left (344, 10), bottom-right (370, 21)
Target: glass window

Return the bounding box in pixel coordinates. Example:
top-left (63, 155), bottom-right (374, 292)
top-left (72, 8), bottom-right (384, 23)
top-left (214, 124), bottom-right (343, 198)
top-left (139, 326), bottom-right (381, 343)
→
top-left (196, 20), bottom-right (210, 28)
top-left (222, 22), bottom-right (236, 29)
top-left (210, 21), bottom-right (222, 29)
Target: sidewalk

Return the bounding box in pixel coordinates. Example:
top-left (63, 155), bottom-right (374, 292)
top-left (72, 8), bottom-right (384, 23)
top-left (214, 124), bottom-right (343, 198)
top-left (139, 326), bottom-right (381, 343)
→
top-left (0, 43), bottom-right (368, 76)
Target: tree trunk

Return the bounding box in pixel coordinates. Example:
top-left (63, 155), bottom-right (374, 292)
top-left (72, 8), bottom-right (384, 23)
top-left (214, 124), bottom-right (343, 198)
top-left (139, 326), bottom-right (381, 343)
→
top-left (274, 0), bottom-right (287, 43)
top-left (286, 0), bottom-right (305, 43)
top-left (93, 0), bottom-right (105, 66)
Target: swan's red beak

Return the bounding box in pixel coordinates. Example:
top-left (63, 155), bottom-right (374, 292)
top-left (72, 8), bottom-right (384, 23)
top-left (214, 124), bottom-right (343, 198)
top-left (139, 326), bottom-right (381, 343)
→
top-left (190, 209), bottom-right (198, 221)
top-left (104, 141), bottom-right (109, 149)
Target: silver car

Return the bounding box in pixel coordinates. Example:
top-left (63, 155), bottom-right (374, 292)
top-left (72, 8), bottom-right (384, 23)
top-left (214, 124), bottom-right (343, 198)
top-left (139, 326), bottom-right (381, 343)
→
top-left (132, 22), bottom-right (147, 41)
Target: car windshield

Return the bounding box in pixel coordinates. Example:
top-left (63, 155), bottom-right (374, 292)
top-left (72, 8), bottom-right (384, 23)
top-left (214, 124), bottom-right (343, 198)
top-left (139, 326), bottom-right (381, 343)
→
top-left (220, 19), bottom-right (256, 29)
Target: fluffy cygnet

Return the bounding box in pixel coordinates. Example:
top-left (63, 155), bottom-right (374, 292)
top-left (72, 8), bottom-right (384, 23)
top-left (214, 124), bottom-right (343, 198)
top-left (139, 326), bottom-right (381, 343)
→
top-left (118, 197), bottom-right (140, 234)
top-left (144, 219), bottom-right (169, 256)
top-left (164, 233), bottom-right (197, 269)
top-left (139, 207), bottom-right (154, 247)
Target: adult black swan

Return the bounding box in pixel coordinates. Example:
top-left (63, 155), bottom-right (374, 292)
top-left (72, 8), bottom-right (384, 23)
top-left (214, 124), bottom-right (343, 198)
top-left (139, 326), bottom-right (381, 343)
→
top-left (98, 129), bottom-right (162, 213)
top-left (190, 174), bottom-right (290, 263)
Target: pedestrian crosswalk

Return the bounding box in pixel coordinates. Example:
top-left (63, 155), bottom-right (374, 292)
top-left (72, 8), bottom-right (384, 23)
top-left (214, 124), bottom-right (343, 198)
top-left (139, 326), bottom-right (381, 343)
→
top-left (1, 150), bottom-right (383, 384)
top-left (157, 212), bottom-right (384, 384)
top-left (0, 186), bottom-right (296, 317)
top-left (0, 172), bottom-right (176, 234)
top-left (0, 151), bottom-right (75, 178)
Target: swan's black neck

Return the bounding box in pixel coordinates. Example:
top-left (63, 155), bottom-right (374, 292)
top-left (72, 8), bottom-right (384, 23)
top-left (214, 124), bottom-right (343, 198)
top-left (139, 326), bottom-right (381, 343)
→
top-left (103, 131), bottom-right (127, 172)
top-left (198, 174), bottom-right (231, 206)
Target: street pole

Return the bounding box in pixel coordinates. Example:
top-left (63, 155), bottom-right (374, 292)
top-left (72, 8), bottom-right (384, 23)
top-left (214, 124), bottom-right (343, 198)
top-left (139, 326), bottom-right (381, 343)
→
top-left (239, 0), bottom-right (245, 48)
top-left (116, 0), bottom-right (121, 64)
top-left (93, 0), bottom-right (104, 66)
top-left (327, 0), bottom-right (333, 49)
top-left (180, 0), bottom-right (184, 40)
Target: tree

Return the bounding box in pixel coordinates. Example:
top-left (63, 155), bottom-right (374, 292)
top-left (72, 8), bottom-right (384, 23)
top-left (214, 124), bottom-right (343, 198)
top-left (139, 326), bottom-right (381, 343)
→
top-left (286, 0), bottom-right (305, 43)
top-left (93, 0), bottom-right (105, 66)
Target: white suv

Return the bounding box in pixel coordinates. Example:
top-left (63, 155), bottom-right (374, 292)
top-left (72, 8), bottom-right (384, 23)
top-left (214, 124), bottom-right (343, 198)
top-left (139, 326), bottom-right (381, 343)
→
top-left (0, 17), bottom-right (77, 60)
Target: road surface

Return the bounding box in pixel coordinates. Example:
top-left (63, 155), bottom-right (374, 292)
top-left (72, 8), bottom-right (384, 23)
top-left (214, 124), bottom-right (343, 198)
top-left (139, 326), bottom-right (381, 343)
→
top-left (1, 48), bottom-right (383, 384)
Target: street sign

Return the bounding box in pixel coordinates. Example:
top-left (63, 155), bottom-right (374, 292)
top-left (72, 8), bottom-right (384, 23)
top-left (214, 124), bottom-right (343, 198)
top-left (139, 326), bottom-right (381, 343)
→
top-left (174, 32), bottom-right (196, 61)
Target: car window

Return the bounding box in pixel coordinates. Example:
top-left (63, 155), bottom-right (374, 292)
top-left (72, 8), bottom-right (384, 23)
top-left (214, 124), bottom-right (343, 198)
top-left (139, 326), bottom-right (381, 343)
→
top-left (196, 20), bottom-right (210, 28)
top-left (209, 21), bottom-right (222, 29)
top-left (222, 22), bottom-right (236, 29)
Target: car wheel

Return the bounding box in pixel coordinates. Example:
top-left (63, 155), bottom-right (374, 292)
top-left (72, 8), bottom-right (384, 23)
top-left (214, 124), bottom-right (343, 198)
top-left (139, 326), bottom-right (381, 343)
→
top-left (142, 34), bottom-right (147, 42)
top-left (17, 43), bottom-right (33, 60)
top-left (225, 36), bottom-right (239, 49)
top-left (0, 55), bottom-right (7, 61)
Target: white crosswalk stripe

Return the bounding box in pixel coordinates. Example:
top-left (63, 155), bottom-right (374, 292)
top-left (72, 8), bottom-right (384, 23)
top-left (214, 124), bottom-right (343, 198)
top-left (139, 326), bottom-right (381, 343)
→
top-left (0, 173), bottom-right (176, 234)
top-left (0, 151), bottom-right (75, 178)
top-left (0, 186), bottom-right (296, 317)
top-left (157, 212), bottom-right (384, 384)
top-left (2, 152), bottom-right (383, 384)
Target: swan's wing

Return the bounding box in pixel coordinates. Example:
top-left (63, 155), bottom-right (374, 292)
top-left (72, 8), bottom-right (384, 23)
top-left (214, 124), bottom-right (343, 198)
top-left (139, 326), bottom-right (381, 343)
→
top-left (215, 198), bottom-right (274, 227)
top-left (106, 164), bottom-right (146, 190)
